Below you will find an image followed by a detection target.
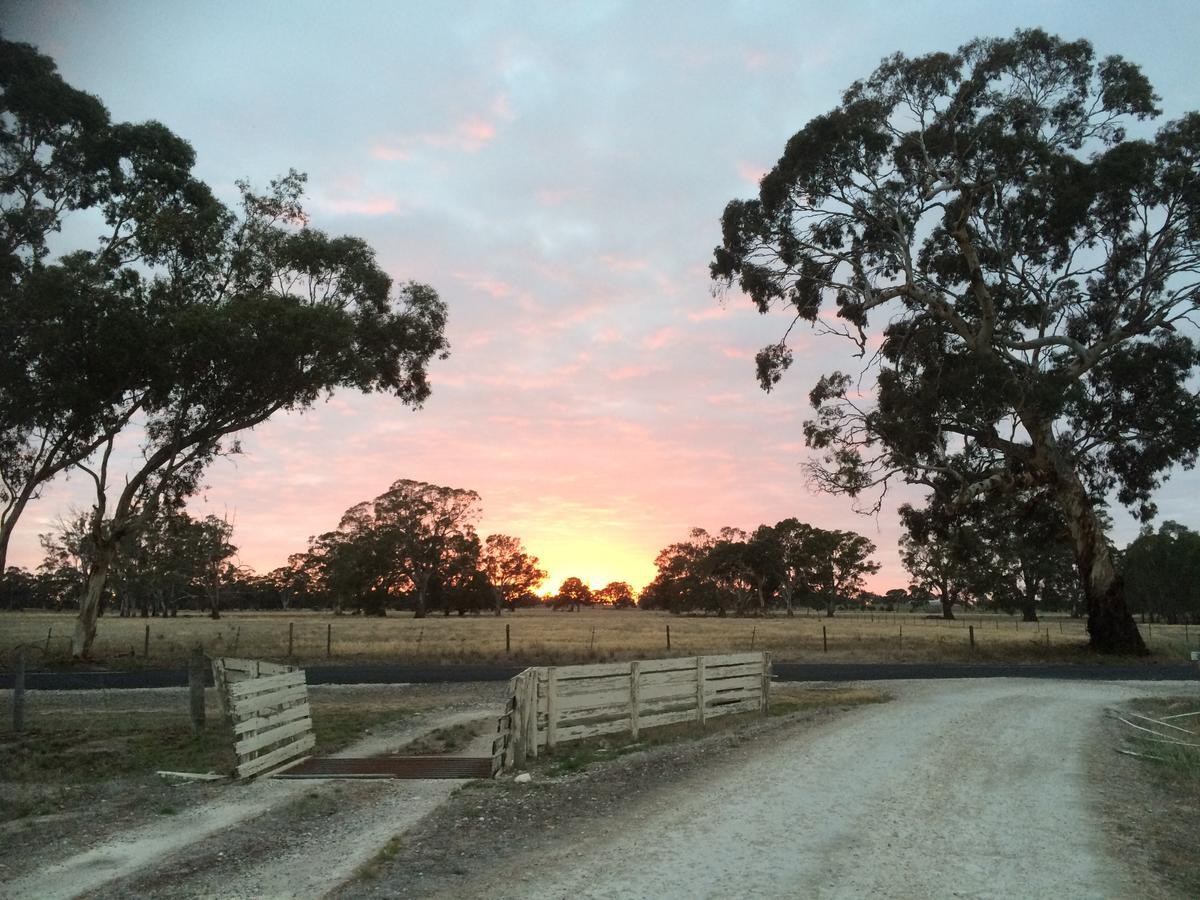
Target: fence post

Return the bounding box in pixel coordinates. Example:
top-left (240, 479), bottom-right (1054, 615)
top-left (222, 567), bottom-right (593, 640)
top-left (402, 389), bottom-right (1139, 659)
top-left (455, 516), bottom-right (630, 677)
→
top-left (288, 622), bottom-right (294, 657)
top-left (750, 626), bottom-right (756, 651)
top-left (899, 625), bottom-right (903, 649)
top-left (327, 623), bottom-right (332, 658)
top-left (13, 647), bottom-right (26, 733)
top-left (526, 672), bottom-right (539, 760)
top-left (761, 651), bottom-right (771, 716)
top-left (506, 623), bottom-right (511, 655)
top-left (666, 624), bottom-right (671, 651)
top-left (696, 656), bottom-right (707, 725)
top-left (188, 646), bottom-right (206, 735)
top-left (44, 627), bottom-right (52, 654)
top-left (589, 626), bottom-right (596, 652)
top-left (969, 625), bottom-right (975, 650)
top-left (143, 624), bottom-right (150, 658)
top-left (630, 661), bottom-right (641, 739)
top-left (822, 626), bottom-right (828, 653)
top-left (509, 674), bottom-right (527, 769)
top-left (546, 667), bottom-right (558, 751)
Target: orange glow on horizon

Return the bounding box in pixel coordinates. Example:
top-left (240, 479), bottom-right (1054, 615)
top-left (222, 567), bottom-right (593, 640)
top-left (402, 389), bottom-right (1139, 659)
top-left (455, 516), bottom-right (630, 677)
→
top-left (519, 534), bottom-right (656, 595)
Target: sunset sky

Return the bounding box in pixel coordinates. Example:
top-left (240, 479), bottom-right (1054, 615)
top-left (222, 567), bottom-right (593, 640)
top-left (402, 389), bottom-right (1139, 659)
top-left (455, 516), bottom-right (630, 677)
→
top-left (6, 0), bottom-right (1200, 594)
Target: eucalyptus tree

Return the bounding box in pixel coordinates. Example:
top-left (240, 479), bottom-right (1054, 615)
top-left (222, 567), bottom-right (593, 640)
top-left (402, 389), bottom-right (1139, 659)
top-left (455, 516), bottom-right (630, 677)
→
top-left (553, 576), bottom-right (592, 611)
top-left (899, 500), bottom-right (986, 620)
top-left (712, 29), bottom-right (1200, 653)
top-left (481, 533), bottom-right (547, 614)
top-left (808, 529), bottom-right (880, 617)
top-left (1122, 521), bottom-right (1200, 624)
top-left (594, 580), bottom-right (636, 608)
top-left (370, 479), bottom-right (482, 618)
top-left (2, 40), bottom-right (449, 655)
top-left (1, 37), bottom-right (195, 572)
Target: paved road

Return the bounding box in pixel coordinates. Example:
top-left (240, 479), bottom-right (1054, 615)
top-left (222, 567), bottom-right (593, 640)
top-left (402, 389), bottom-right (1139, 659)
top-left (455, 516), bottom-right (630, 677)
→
top-left (2, 661), bottom-right (1195, 690)
top-left (500, 679), bottom-right (1200, 900)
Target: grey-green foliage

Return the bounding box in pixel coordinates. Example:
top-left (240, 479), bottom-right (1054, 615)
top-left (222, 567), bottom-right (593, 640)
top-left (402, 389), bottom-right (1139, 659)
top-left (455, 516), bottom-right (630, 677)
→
top-left (1122, 522), bottom-right (1200, 624)
top-left (711, 29), bottom-right (1199, 653)
top-left (0, 37), bottom-right (449, 655)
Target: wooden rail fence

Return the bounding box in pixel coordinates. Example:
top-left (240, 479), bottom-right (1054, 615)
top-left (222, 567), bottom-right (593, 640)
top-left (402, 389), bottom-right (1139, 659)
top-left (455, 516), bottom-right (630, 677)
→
top-left (496, 651), bottom-right (771, 770)
top-left (212, 656), bottom-right (315, 778)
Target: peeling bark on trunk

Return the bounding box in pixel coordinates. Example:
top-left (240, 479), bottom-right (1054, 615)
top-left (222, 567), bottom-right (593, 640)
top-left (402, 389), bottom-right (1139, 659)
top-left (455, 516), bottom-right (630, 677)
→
top-left (1051, 462), bottom-right (1146, 654)
top-left (73, 543), bottom-right (116, 658)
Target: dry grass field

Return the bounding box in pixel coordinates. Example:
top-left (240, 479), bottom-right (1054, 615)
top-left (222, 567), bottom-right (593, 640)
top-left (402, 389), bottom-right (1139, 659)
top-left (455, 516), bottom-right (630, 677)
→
top-left (2, 607), bottom-right (1196, 668)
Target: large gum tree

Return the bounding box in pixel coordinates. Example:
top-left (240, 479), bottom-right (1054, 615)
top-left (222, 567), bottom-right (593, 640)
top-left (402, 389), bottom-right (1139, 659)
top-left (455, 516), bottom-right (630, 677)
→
top-left (711, 30), bottom-right (1200, 654)
top-left (1, 38), bottom-right (449, 656)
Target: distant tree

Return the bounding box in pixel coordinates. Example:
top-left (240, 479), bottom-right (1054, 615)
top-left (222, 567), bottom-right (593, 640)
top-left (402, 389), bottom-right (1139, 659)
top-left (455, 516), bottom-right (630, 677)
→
top-left (711, 29), bottom-right (1200, 653)
top-left (433, 529), bottom-right (483, 616)
top-left (0, 567), bottom-right (38, 610)
top-left (972, 491), bottom-right (1083, 621)
top-left (304, 516), bottom-right (387, 616)
top-left (882, 588), bottom-right (908, 612)
top-left (264, 554), bottom-right (317, 611)
top-left (553, 576), bottom-right (592, 612)
top-left (640, 528), bottom-right (719, 613)
top-left (899, 500), bottom-right (989, 620)
top-left (481, 534), bottom-right (547, 615)
top-left (371, 480), bottom-right (481, 618)
top-left (1122, 522), bottom-right (1200, 624)
top-left (808, 530), bottom-right (880, 617)
top-left (702, 527), bottom-right (758, 616)
top-left (308, 479), bottom-right (481, 618)
top-left (760, 518), bottom-right (831, 616)
top-left (594, 581), bottom-right (636, 608)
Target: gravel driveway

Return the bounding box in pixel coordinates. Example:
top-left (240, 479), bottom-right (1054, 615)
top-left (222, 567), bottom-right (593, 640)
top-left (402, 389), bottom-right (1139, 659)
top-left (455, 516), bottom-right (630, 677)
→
top-left (499, 678), bottom-right (1198, 900)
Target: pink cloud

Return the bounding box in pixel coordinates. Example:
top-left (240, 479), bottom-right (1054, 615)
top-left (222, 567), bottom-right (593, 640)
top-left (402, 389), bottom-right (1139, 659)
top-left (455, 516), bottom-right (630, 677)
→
top-left (607, 364), bottom-right (654, 381)
top-left (744, 50), bottom-right (774, 71)
top-left (687, 305), bottom-right (734, 322)
top-left (453, 271), bottom-right (515, 299)
top-left (325, 195), bottom-right (398, 216)
top-left (370, 143), bottom-right (410, 161)
top-left (737, 161), bottom-right (767, 186)
top-left (641, 326), bottom-right (679, 350)
top-left (601, 254), bottom-right (649, 273)
top-left (372, 115), bottom-right (500, 159)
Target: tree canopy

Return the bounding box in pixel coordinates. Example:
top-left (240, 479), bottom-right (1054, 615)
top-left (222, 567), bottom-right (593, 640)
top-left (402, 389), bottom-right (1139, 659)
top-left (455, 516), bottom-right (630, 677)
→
top-left (308, 479), bottom-right (482, 618)
top-left (711, 29), bottom-right (1200, 653)
top-left (0, 38), bottom-right (449, 654)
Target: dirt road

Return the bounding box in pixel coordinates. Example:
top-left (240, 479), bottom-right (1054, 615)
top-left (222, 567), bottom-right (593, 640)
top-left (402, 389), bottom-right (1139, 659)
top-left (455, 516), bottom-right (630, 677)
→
top-left (497, 679), bottom-right (1197, 900)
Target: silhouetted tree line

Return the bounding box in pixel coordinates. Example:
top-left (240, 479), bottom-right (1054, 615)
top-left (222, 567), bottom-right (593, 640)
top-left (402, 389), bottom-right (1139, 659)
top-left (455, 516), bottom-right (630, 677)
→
top-left (639, 522), bottom-right (880, 617)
